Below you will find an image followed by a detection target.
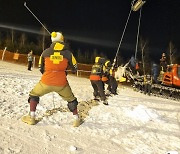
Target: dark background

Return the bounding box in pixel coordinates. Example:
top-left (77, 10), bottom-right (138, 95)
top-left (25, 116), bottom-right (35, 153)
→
top-left (0, 0), bottom-right (180, 63)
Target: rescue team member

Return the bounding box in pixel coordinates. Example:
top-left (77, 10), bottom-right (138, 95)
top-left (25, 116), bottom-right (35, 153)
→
top-left (109, 66), bottom-right (118, 95)
top-left (90, 57), bottom-right (108, 105)
top-left (22, 32), bottom-right (81, 127)
top-left (102, 60), bottom-right (118, 95)
top-left (101, 60), bottom-right (112, 95)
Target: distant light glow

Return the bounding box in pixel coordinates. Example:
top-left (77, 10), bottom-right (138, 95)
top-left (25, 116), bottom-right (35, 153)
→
top-left (0, 23), bottom-right (134, 50)
top-left (0, 23), bottom-right (44, 35)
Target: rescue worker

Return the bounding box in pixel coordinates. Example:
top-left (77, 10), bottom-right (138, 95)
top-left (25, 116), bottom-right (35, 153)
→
top-left (109, 66), bottom-right (118, 95)
top-left (143, 74), bottom-right (152, 95)
top-left (101, 60), bottom-right (112, 95)
top-left (90, 57), bottom-right (108, 105)
top-left (22, 31), bottom-right (81, 127)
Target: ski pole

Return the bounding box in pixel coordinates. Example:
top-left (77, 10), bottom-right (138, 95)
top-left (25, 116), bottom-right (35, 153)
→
top-left (24, 2), bottom-right (51, 35)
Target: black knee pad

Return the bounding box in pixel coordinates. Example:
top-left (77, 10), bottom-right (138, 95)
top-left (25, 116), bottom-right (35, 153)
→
top-left (28, 95), bottom-right (40, 103)
top-left (67, 99), bottom-right (78, 112)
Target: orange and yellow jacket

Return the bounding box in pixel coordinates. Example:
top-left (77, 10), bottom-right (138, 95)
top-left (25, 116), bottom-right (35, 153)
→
top-left (89, 63), bottom-right (103, 81)
top-left (39, 42), bottom-right (77, 86)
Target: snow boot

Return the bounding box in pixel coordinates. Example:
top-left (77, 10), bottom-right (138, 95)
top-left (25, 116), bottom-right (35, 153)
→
top-left (103, 100), bottom-right (108, 105)
top-left (73, 118), bottom-right (81, 127)
top-left (94, 96), bottom-right (100, 101)
top-left (73, 114), bottom-right (82, 127)
top-left (21, 114), bottom-right (36, 125)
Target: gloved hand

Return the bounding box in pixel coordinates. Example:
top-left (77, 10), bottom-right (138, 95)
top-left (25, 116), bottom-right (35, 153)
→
top-left (39, 68), bottom-right (44, 74)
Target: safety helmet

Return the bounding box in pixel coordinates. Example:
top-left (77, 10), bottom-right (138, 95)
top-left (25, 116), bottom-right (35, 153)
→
top-left (51, 32), bottom-right (64, 43)
top-left (95, 57), bottom-right (105, 65)
top-left (95, 57), bottom-right (100, 63)
top-left (105, 60), bottom-right (112, 68)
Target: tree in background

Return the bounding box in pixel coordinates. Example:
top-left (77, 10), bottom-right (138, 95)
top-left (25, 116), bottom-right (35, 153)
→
top-left (11, 29), bottom-right (14, 45)
top-left (37, 26), bottom-right (49, 53)
top-left (139, 37), bottom-right (150, 75)
top-left (90, 49), bottom-right (98, 63)
top-left (18, 33), bottom-right (27, 54)
top-left (168, 41), bottom-right (177, 64)
top-left (4, 34), bottom-right (14, 52)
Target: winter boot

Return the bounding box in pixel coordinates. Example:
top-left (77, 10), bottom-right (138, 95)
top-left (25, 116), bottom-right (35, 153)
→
top-left (94, 96), bottom-right (100, 101)
top-left (73, 115), bottom-right (81, 127)
top-left (91, 99), bottom-right (99, 106)
top-left (103, 100), bottom-right (108, 105)
top-left (73, 118), bottom-right (81, 127)
top-left (21, 114), bottom-right (36, 125)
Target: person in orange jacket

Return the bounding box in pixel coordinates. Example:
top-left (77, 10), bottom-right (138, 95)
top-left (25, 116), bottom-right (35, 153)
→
top-left (22, 31), bottom-right (81, 127)
top-left (90, 57), bottom-right (108, 105)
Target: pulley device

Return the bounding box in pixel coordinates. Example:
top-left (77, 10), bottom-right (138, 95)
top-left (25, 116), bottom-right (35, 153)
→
top-left (112, 0), bottom-right (146, 68)
top-left (132, 0), bottom-right (146, 11)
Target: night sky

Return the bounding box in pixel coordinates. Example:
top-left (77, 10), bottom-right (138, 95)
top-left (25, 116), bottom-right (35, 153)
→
top-left (0, 0), bottom-right (180, 62)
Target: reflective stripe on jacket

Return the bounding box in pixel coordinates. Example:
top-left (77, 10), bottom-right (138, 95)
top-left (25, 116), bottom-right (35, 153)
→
top-left (39, 42), bottom-right (77, 86)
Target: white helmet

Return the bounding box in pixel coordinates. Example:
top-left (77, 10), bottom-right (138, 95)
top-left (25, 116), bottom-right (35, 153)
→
top-left (51, 32), bottom-right (64, 43)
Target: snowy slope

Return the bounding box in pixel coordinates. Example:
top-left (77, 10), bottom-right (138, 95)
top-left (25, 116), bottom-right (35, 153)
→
top-left (0, 60), bottom-right (179, 154)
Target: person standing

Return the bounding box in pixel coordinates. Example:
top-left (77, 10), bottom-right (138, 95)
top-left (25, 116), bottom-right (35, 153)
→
top-left (109, 66), bottom-right (118, 95)
top-left (101, 60), bottom-right (112, 95)
top-left (22, 31), bottom-right (81, 127)
top-left (27, 50), bottom-right (33, 71)
top-left (151, 63), bottom-right (159, 84)
top-left (160, 52), bottom-right (167, 72)
top-left (90, 57), bottom-right (108, 105)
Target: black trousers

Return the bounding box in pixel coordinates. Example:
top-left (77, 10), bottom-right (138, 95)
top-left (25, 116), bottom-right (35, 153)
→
top-left (28, 61), bottom-right (33, 70)
top-left (90, 80), bottom-right (106, 101)
top-left (144, 84), bottom-right (151, 95)
top-left (109, 76), bottom-right (118, 94)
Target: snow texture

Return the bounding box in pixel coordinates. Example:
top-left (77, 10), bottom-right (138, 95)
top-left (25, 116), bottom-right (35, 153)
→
top-left (0, 60), bottom-right (180, 154)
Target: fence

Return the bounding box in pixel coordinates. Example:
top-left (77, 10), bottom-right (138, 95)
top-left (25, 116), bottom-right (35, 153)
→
top-left (0, 49), bottom-right (92, 77)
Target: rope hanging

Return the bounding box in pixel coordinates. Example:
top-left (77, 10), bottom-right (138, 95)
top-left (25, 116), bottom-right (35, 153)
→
top-left (112, 0), bottom-right (145, 68)
top-left (112, 7), bottom-right (133, 68)
top-left (134, 7), bottom-right (142, 60)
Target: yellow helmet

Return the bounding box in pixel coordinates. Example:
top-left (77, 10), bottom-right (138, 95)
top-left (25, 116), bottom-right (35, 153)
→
top-left (95, 57), bottom-right (100, 63)
top-left (51, 32), bottom-right (64, 43)
top-left (105, 60), bottom-right (112, 67)
top-left (95, 57), bottom-right (105, 64)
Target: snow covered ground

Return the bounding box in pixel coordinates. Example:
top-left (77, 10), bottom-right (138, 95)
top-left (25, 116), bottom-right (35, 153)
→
top-left (0, 60), bottom-right (179, 154)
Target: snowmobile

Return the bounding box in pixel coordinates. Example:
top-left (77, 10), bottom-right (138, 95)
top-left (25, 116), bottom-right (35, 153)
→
top-left (127, 64), bottom-right (180, 100)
